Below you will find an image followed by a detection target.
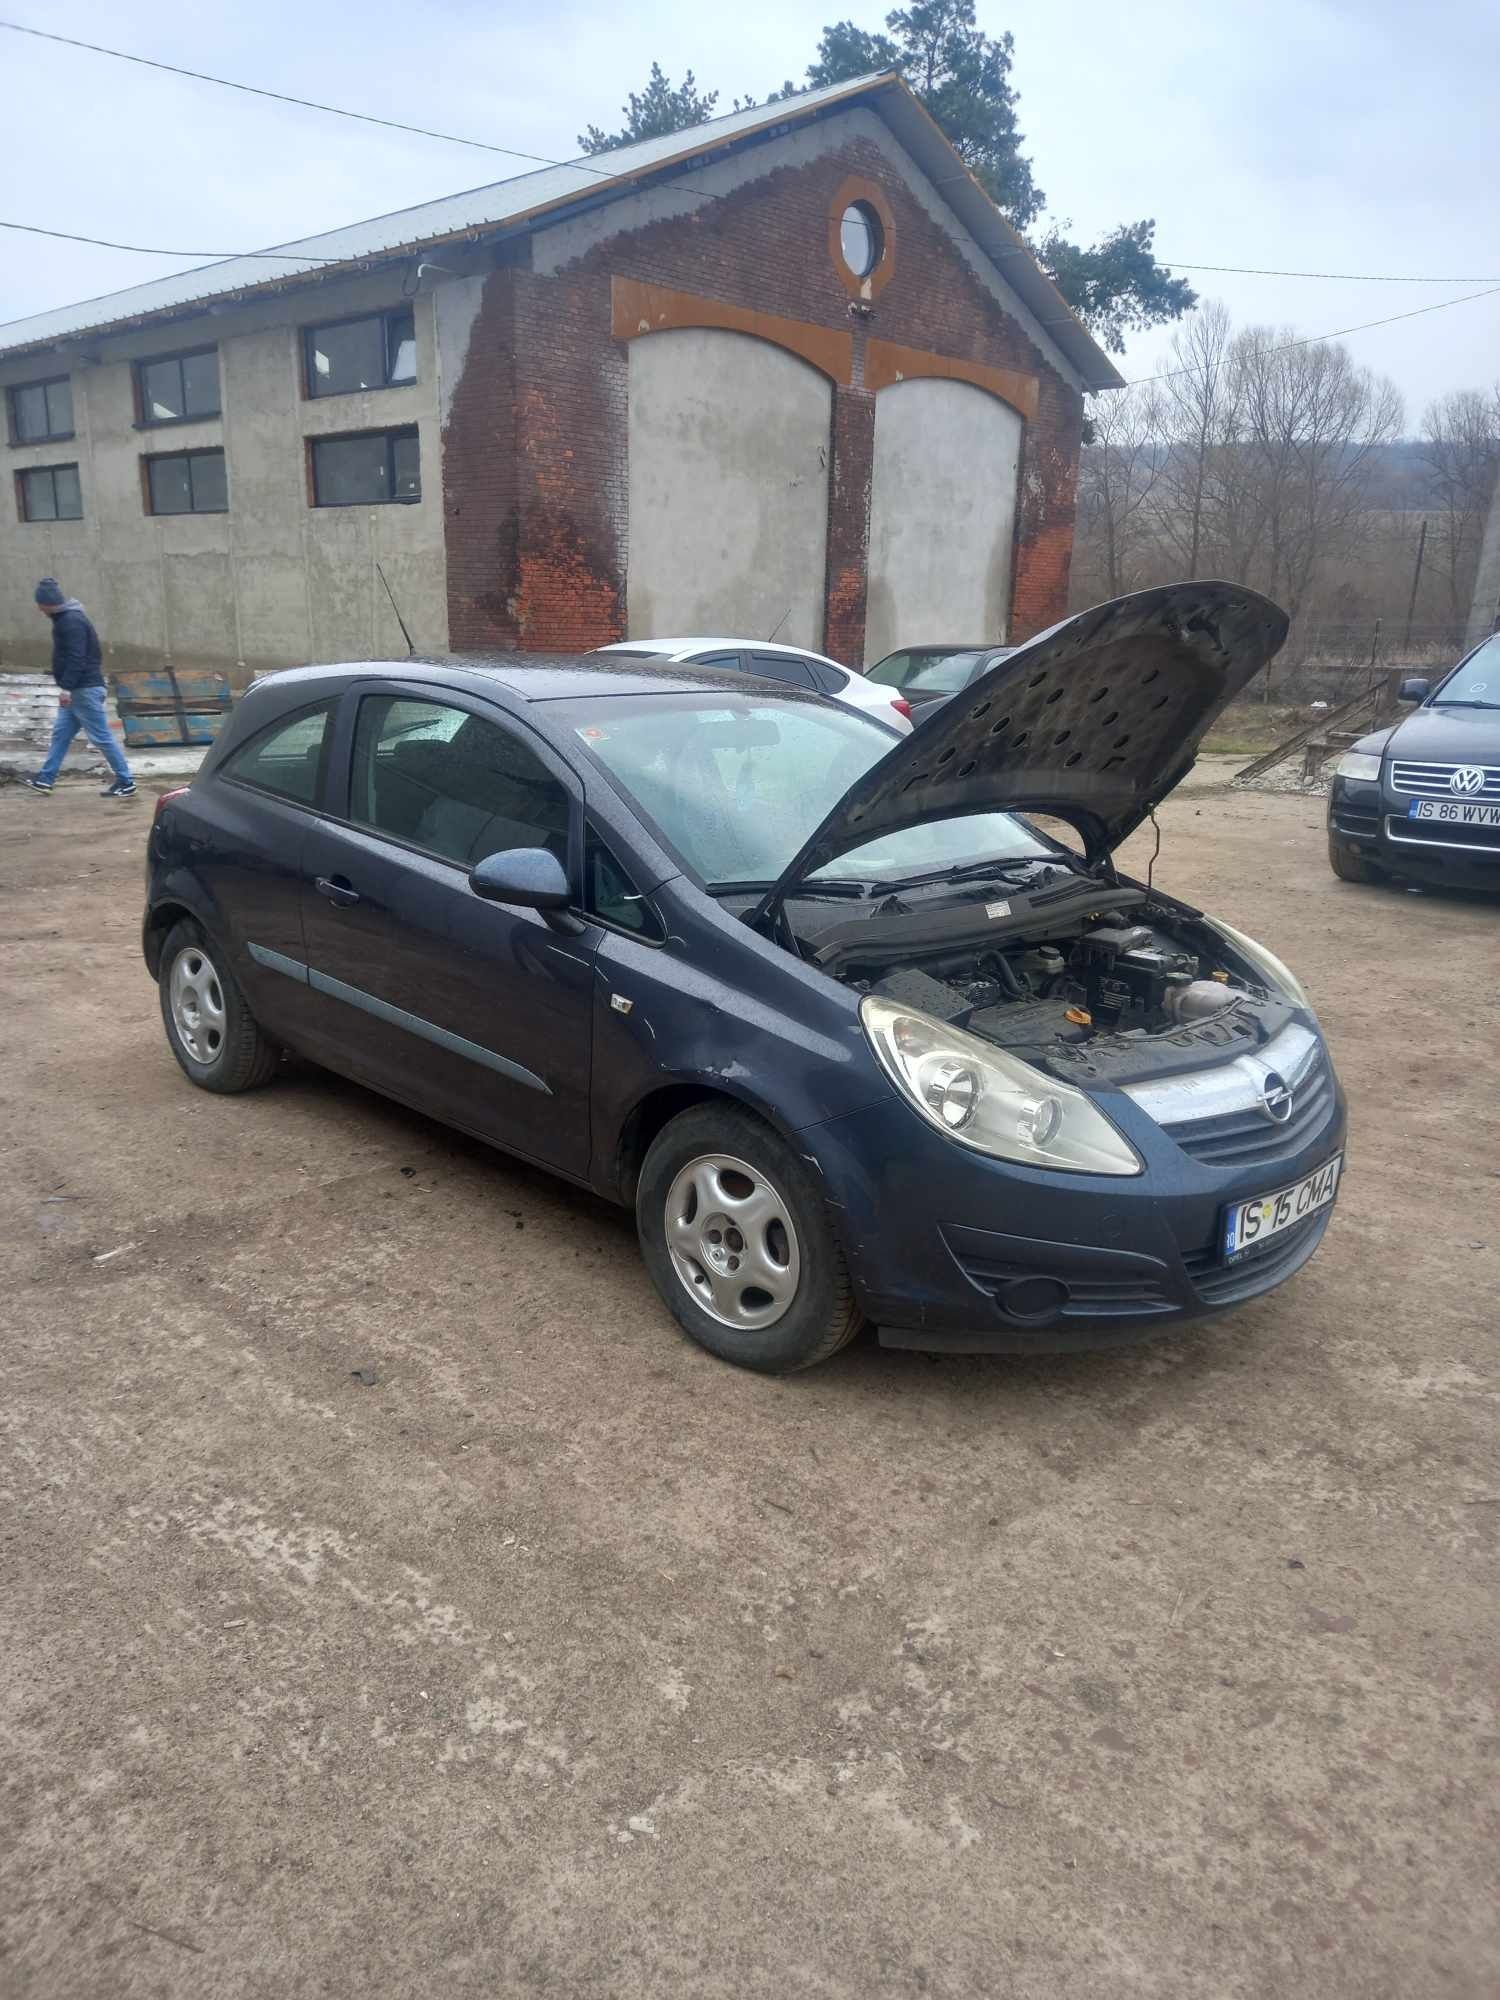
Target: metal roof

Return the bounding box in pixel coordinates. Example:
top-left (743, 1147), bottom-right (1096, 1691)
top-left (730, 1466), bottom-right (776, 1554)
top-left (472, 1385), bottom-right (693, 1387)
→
top-left (0, 73), bottom-right (1121, 388)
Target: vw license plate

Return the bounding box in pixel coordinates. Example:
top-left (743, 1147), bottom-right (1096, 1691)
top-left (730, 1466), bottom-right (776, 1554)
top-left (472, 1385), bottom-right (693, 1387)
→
top-left (1409, 799), bottom-right (1500, 827)
top-left (1223, 1155), bottom-right (1341, 1263)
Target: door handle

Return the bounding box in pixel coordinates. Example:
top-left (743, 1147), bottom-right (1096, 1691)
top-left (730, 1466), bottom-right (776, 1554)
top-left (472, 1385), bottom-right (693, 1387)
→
top-left (315, 875), bottom-right (361, 908)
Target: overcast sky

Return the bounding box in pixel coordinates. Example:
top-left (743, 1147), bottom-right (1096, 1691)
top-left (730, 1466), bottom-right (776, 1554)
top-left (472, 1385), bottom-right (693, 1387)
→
top-left (3, 0), bottom-right (1497, 422)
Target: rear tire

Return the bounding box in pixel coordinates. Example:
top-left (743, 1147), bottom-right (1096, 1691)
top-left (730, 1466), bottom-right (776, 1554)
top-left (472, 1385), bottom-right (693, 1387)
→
top-left (1328, 834), bottom-right (1382, 884)
top-left (636, 1104), bottom-right (865, 1373)
top-left (158, 920), bottom-right (279, 1094)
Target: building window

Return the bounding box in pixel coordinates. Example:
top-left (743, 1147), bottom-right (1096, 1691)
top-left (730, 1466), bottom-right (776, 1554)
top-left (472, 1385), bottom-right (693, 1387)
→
top-left (135, 348), bottom-right (221, 427)
top-left (310, 427), bottom-right (420, 506)
top-left (17, 463), bottom-right (83, 522)
top-left (840, 202), bottom-right (884, 280)
top-left (145, 448), bottom-right (228, 515)
top-left (9, 376), bottom-right (73, 443)
top-left (304, 309), bottom-right (416, 398)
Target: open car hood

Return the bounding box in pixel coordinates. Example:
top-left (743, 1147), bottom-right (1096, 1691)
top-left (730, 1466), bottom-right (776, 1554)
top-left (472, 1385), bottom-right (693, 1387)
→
top-left (756, 582), bottom-right (1288, 916)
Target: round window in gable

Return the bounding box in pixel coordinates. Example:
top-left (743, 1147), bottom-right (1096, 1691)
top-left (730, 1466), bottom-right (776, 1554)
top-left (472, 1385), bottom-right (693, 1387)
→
top-left (840, 202), bottom-right (884, 281)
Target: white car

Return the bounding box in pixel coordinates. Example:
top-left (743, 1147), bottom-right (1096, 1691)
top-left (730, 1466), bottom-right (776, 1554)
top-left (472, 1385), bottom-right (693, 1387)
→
top-left (591, 638), bottom-right (914, 733)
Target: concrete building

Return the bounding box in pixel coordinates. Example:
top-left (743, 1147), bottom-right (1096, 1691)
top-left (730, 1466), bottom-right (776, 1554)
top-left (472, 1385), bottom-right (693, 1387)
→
top-left (0, 72), bottom-right (1119, 684)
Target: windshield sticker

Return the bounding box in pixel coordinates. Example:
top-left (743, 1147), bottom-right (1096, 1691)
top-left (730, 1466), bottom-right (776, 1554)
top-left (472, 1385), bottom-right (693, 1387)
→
top-left (577, 725), bottom-right (608, 743)
top-left (986, 900), bottom-right (1012, 919)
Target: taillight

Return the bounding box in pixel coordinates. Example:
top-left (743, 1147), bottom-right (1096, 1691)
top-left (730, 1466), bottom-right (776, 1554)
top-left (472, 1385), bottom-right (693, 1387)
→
top-left (891, 697), bottom-right (913, 721)
top-left (153, 786), bottom-right (190, 821)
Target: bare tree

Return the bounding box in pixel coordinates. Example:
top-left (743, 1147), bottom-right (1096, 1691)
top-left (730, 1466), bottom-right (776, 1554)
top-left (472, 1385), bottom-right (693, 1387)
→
top-left (1419, 387), bottom-right (1500, 625)
top-left (1075, 383), bottom-right (1165, 599)
top-left (1154, 301), bottom-right (1239, 580)
top-left (1232, 327), bottom-right (1404, 625)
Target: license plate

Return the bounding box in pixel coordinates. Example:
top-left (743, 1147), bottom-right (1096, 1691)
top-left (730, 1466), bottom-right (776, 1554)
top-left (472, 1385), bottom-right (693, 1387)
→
top-left (1222, 1155), bottom-right (1342, 1263)
top-left (1408, 799), bottom-right (1500, 826)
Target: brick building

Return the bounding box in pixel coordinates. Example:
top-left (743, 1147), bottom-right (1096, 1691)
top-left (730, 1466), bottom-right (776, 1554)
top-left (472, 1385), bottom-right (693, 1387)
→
top-left (0, 71), bottom-right (1120, 680)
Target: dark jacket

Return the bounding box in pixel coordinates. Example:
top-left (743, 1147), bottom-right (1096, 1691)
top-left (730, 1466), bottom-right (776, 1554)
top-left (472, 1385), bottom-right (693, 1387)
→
top-left (49, 599), bottom-right (104, 691)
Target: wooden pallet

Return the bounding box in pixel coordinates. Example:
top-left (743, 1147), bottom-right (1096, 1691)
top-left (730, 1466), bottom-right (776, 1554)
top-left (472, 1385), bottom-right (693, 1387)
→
top-left (112, 668), bottom-right (232, 747)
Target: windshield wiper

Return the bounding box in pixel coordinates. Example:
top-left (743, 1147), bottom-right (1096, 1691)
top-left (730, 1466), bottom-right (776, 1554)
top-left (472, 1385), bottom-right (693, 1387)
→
top-left (1432, 699), bottom-right (1500, 710)
top-left (875, 857), bottom-right (1061, 893)
top-left (707, 878), bottom-right (866, 899)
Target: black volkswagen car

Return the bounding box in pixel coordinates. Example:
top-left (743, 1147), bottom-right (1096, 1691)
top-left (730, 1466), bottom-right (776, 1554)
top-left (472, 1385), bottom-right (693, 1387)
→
top-left (144, 583), bottom-right (1344, 1374)
top-left (1328, 632), bottom-right (1500, 888)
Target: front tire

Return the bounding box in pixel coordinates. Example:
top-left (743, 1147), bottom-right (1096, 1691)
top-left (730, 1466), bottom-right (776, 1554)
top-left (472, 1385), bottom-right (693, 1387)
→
top-left (1327, 834), bottom-right (1382, 884)
top-left (637, 1104), bottom-right (865, 1373)
top-left (158, 920), bottom-right (279, 1093)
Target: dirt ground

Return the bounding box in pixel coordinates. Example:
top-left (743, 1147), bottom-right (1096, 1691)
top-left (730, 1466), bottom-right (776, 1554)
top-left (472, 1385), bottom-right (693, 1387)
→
top-left (2, 776), bottom-right (1497, 2000)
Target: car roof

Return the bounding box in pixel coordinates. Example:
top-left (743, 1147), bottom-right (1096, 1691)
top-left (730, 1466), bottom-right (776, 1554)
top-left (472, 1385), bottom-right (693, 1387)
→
top-left (593, 638), bottom-right (848, 671)
top-left (246, 652), bottom-right (814, 703)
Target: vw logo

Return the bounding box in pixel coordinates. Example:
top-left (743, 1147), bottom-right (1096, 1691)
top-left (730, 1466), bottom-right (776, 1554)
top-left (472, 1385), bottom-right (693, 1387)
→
top-left (1450, 766), bottom-right (1486, 795)
top-left (1259, 1071), bottom-right (1294, 1124)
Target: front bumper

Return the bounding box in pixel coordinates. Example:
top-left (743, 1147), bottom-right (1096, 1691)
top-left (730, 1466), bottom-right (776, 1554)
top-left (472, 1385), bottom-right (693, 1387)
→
top-left (801, 1043), bottom-right (1347, 1354)
top-left (1330, 778), bottom-right (1500, 885)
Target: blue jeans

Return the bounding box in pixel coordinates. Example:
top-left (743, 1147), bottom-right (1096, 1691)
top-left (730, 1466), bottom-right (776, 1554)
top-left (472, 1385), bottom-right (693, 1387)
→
top-left (38, 684), bottom-right (133, 786)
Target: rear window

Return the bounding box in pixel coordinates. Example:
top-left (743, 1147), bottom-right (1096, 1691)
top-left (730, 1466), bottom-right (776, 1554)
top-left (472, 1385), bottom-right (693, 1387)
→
top-left (221, 701), bottom-right (333, 806)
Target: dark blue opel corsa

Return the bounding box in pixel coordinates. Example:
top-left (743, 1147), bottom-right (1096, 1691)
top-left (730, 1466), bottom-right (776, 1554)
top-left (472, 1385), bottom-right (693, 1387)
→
top-left (144, 582), bottom-right (1345, 1373)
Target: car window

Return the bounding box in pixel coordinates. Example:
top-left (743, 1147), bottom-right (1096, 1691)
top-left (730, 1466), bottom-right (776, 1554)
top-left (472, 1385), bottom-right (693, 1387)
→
top-left (865, 651), bottom-right (915, 687)
top-left (748, 651), bottom-right (817, 689)
top-left (561, 695), bottom-right (1050, 887)
top-left (1432, 633), bottom-right (1500, 706)
top-left (584, 826), bottom-right (663, 940)
top-left (802, 660), bottom-right (848, 696)
top-left (687, 652), bottom-right (745, 671)
top-left (901, 651), bottom-right (992, 693)
top-left (221, 701), bottom-right (334, 806)
top-left (350, 695), bottom-right (571, 870)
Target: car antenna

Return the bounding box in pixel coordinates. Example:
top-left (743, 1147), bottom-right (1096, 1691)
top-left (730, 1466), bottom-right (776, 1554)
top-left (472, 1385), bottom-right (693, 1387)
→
top-left (766, 606), bottom-right (791, 643)
top-left (376, 561), bottom-right (415, 657)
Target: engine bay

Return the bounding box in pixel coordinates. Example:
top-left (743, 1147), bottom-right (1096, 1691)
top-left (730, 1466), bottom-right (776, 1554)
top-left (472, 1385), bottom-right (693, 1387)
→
top-left (795, 882), bottom-right (1294, 1084)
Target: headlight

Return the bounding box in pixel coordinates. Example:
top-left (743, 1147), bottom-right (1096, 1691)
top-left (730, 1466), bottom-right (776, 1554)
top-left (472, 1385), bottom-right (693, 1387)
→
top-left (1208, 918), bottom-right (1313, 1009)
top-left (1335, 750), bottom-right (1382, 782)
top-left (860, 996), bottom-right (1142, 1176)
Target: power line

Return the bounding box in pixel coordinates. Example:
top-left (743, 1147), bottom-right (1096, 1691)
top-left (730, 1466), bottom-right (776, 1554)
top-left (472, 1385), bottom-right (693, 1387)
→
top-left (0, 17), bottom-right (620, 178)
top-left (6, 21), bottom-right (1494, 296)
top-left (0, 219), bottom-right (337, 263)
top-left (1160, 259), bottom-right (1500, 284)
top-left (1128, 284), bottom-right (1500, 387)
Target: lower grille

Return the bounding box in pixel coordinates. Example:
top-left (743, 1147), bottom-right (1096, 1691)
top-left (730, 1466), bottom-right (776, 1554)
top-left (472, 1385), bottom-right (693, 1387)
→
top-left (1182, 1209), bottom-right (1330, 1305)
top-left (950, 1249), bottom-right (1174, 1319)
top-left (1171, 1059), bottom-right (1335, 1169)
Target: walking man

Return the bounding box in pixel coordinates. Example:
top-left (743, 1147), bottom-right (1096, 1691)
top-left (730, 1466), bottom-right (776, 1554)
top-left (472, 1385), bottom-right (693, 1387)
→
top-left (26, 577), bottom-right (135, 800)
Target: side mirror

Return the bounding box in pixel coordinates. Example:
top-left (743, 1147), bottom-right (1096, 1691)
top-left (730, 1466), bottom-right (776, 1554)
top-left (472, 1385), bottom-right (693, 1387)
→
top-left (1398, 676), bottom-right (1430, 703)
top-left (470, 846), bottom-right (571, 910)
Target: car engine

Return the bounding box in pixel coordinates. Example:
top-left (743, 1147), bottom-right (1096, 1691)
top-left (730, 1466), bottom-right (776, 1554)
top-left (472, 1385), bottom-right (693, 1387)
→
top-left (802, 888), bottom-right (1292, 1084)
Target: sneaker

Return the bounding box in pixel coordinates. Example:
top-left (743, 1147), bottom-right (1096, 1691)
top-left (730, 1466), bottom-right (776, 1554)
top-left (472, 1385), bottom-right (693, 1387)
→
top-left (24, 776), bottom-right (53, 795)
top-left (101, 778), bottom-right (137, 801)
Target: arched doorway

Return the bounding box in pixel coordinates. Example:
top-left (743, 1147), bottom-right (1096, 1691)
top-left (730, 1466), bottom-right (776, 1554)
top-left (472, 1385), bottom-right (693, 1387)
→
top-left (864, 377), bottom-right (1023, 664)
top-left (626, 329), bottom-right (833, 648)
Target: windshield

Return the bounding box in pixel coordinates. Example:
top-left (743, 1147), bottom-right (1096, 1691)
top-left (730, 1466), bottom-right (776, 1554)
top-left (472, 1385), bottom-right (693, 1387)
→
top-left (867, 648), bottom-right (988, 691)
top-left (1433, 635), bottom-right (1500, 706)
top-left (560, 695), bottom-right (1051, 886)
